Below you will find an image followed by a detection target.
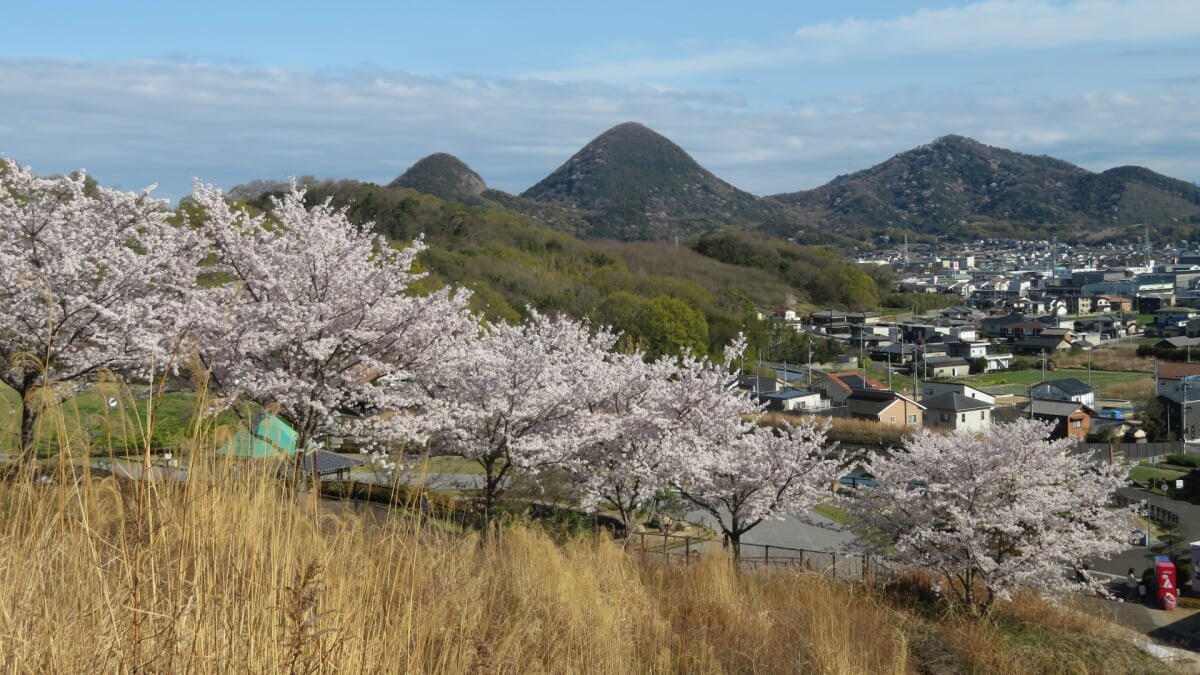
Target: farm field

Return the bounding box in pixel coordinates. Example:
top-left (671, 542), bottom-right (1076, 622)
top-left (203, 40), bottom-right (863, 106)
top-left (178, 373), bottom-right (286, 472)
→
top-left (961, 368), bottom-right (1151, 398)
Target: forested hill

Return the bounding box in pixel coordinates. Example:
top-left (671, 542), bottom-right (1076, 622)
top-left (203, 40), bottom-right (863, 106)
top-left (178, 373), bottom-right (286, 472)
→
top-left (771, 134), bottom-right (1200, 242)
top-left (235, 178), bottom-right (896, 360)
top-left (518, 122), bottom-right (802, 241)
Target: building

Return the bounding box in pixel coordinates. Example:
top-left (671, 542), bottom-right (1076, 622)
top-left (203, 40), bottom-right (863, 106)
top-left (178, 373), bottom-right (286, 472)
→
top-left (1030, 378), bottom-right (1096, 408)
top-left (810, 371), bottom-right (886, 406)
top-left (1020, 400), bottom-right (1095, 440)
top-left (922, 391), bottom-right (993, 433)
top-left (758, 389), bottom-right (825, 412)
top-left (846, 389), bottom-right (925, 427)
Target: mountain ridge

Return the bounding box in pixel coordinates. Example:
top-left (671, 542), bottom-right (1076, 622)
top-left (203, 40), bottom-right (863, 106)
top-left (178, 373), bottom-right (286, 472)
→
top-left (389, 125), bottom-right (1200, 245)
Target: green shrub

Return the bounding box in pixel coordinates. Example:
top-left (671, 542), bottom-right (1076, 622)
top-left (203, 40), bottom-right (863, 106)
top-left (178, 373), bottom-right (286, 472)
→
top-left (1163, 453), bottom-right (1200, 468)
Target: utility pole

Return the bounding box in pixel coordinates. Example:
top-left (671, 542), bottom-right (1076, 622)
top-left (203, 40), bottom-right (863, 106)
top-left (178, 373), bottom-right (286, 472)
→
top-left (807, 336), bottom-right (813, 390)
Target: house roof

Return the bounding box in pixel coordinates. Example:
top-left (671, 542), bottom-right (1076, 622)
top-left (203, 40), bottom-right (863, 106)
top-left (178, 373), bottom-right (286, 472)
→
top-left (922, 355), bottom-right (970, 367)
top-left (762, 390), bottom-right (818, 400)
top-left (922, 392), bottom-right (992, 412)
top-left (303, 450), bottom-right (365, 475)
top-left (1012, 336), bottom-right (1071, 349)
top-left (847, 389), bottom-right (926, 417)
top-left (1157, 337), bottom-right (1200, 349)
top-left (1023, 399), bottom-right (1096, 417)
top-left (1157, 362), bottom-right (1200, 380)
top-left (820, 371), bottom-right (885, 393)
top-left (1034, 378), bottom-right (1093, 396)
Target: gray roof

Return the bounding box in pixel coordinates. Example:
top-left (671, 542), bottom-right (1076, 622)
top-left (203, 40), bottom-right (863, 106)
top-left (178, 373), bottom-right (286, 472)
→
top-left (303, 451), bottom-right (366, 476)
top-left (847, 389), bottom-right (924, 417)
top-left (1033, 378), bottom-right (1093, 396)
top-left (762, 390), bottom-right (817, 400)
top-left (921, 392), bottom-right (992, 412)
top-left (1023, 399), bottom-right (1094, 417)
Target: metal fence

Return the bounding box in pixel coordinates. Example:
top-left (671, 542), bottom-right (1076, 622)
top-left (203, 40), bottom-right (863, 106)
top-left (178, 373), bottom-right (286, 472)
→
top-left (1113, 493), bottom-right (1179, 526)
top-left (1075, 441), bottom-right (1187, 463)
top-left (627, 531), bottom-right (880, 581)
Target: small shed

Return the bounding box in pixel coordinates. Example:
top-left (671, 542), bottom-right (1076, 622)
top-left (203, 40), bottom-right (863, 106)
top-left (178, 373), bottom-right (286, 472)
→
top-left (218, 413), bottom-right (364, 479)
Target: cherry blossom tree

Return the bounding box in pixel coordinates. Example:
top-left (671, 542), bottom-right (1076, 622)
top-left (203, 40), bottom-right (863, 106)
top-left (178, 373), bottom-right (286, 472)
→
top-left (670, 415), bottom-right (843, 558)
top-left (613, 341), bottom-right (846, 556)
top-left (188, 182), bottom-right (474, 471)
top-left (571, 350), bottom-right (678, 534)
top-left (844, 419), bottom-right (1128, 611)
top-left (0, 160), bottom-right (201, 464)
top-left (428, 310), bottom-right (618, 526)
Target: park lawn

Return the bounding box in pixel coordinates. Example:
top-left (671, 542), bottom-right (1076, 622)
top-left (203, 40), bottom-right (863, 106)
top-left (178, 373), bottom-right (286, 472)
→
top-left (1127, 463), bottom-right (1188, 485)
top-left (0, 382), bottom-right (243, 456)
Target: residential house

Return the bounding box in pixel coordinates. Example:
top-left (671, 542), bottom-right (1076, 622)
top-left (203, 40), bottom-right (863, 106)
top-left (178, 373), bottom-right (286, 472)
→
top-left (846, 389), bottom-right (925, 427)
top-left (1097, 296), bottom-right (1133, 314)
top-left (917, 355), bottom-right (971, 379)
top-left (1154, 362), bottom-right (1200, 441)
top-left (1010, 334), bottom-right (1073, 355)
top-left (922, 392), bottom-right (993, 433)
top-left (979, 313), bottom-right (1043, 341)
top-left (919, 382), bottom-right (997, 406)
top-left (738, 375), bottom-right (778, 395)
top-left (1065, 296), bottom-right (1094, 315)
top-left (1020, 399), bottom-right (1095, 441)
top-left (945, 339), bottom-right (989, 361)
top-left (939, 305), bottom-right (983, 322)
top-left (872, 342), bottom-right (918, 365)
top-left (810, 371), bottom-right (886, 406)
top-left (758, 389), bottom-right (825, 412)
top-left (1030, 378), bottom-right (1096, 409)
top-left (810, 309), bottom-right (848, 330)
top-left (846, 311), bottom-right (882, 326)
top-left (983, 353), bottom-right (1014, 372)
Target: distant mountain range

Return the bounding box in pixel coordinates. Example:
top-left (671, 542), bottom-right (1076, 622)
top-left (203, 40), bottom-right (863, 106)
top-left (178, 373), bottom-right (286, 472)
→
top-left (388, 123), bottom-right (1200, 246)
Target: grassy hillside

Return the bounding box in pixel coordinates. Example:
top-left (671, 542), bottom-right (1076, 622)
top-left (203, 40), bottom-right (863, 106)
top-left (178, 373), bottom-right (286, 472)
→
top-left (0, 460), bottom-right (1174, 673)
top-left (243, 179), bottom-right (887, 358)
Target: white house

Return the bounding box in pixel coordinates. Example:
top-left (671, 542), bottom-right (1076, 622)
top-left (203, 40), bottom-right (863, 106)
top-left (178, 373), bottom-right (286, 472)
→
top-left (922, 392), bottom-right (993, 433)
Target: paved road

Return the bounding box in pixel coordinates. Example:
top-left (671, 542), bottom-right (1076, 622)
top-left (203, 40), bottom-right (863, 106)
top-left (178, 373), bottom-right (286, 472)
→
top-left (1088, 486), bottom-right (1200, 583)
top-left (685, 509), bottom-right (856, 553)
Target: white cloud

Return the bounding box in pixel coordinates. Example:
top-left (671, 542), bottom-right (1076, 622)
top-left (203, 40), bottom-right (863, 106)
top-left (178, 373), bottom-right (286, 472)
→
top-left (795, 0), bottom-right (1200, 58)
top-left (528, 49), bottom-right (775, 83)
top-left (0, 58), bottom-right (1197, 203)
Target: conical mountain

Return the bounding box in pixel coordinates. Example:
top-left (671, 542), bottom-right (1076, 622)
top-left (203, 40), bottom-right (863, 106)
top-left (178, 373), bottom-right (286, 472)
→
top-left (521, 122), bottom-right (798, 240)
top-left (388, 153), bottom-right (487, 202)
top-left (772, 134), bottom-right (1200, 240)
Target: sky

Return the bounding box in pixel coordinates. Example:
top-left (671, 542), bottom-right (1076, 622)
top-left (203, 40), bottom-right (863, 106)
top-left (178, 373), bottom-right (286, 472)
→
top-left (2, 0), bottom-right (1199, 203)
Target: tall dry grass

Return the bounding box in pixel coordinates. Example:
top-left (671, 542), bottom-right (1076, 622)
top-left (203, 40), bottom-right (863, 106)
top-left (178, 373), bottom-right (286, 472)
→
top-left (0, 466), bottom-right (913, 673)
top-left (1055, 350), bottom-right (1151, 373)
top-left (0, 384), bottom-right (1176, 673)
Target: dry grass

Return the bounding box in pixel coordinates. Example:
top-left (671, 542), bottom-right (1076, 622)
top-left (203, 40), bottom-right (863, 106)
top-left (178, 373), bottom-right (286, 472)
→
top-left (0, 388), bottom-right (1179, 673)
top-left (0, 467), bottom-right (913, 673)
top-left (1055, 350), bottom-right (1152, 373)
top-left (1099, 379), bottom-right (1154, 401)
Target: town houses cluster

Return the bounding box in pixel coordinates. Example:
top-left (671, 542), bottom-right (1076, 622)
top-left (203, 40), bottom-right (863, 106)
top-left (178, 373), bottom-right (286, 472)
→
top-left (743, 237), bottom-right (1200, 445)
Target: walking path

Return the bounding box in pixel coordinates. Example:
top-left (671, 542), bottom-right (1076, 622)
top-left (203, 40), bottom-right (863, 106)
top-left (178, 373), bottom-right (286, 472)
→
top-left (1082, 485), bottom-right (1200, 666)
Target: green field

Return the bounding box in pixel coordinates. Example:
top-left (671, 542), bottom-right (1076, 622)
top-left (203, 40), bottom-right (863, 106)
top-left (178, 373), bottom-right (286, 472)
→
top-left (1, 382), bottom-right (231, 456)
top-left (960, 368), bottom-right (1149, 396)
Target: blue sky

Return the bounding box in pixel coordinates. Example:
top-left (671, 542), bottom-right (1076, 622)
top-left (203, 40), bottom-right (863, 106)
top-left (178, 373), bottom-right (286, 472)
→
top-left (2, 0), bottom-right (1198, 202)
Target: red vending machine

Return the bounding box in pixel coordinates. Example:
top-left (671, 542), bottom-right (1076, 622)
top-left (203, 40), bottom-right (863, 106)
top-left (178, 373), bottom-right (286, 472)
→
top-left (1155, 556), bottom-right (1177, 611)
